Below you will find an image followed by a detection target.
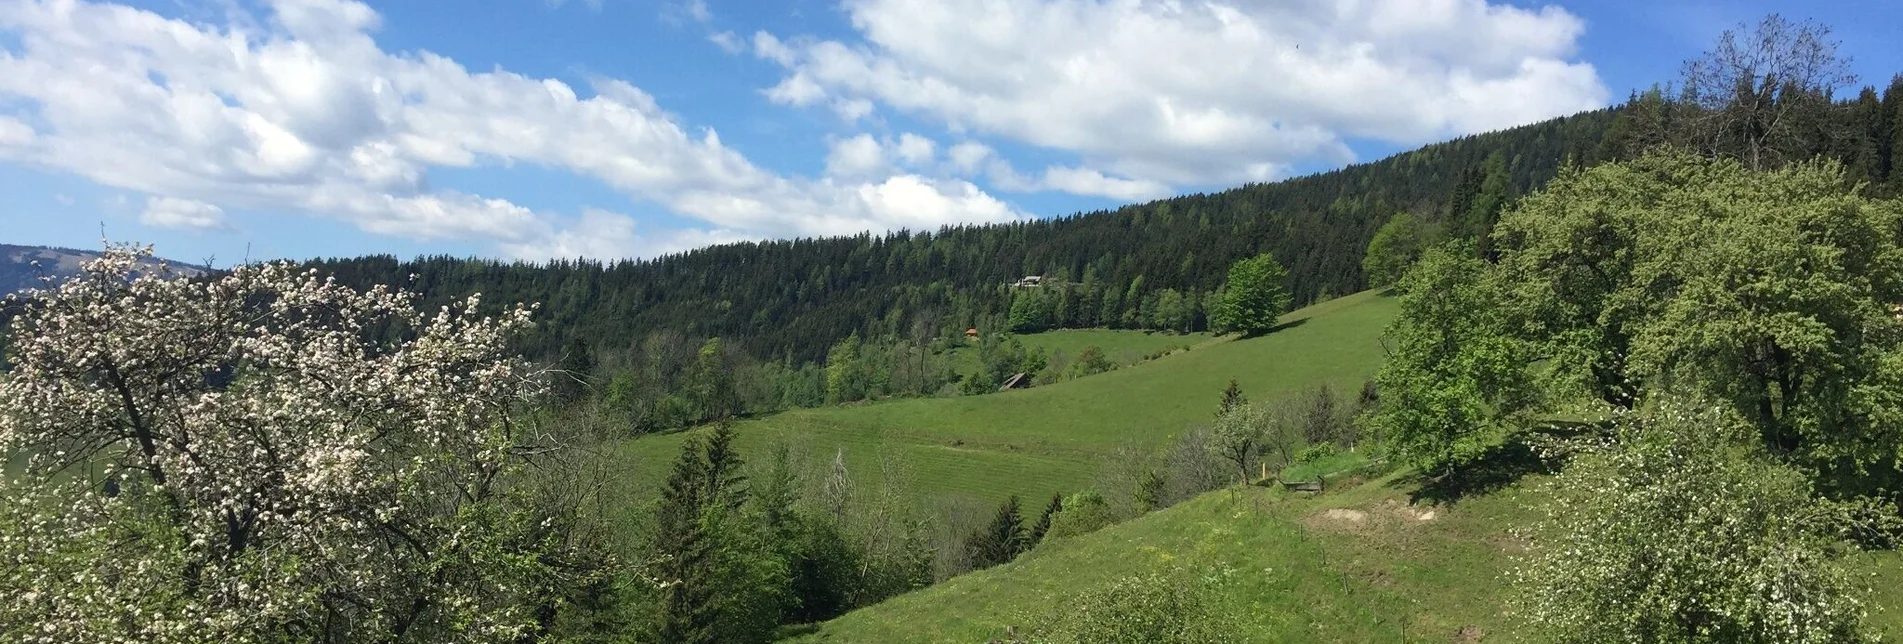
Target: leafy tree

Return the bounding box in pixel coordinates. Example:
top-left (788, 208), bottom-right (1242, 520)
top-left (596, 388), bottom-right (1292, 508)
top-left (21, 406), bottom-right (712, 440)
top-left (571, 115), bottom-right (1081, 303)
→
top-left (689, 337), bottom-right (738, 422)
top-left (1047, 491), bottom-right (1119, 539)
top-left (965, 496), bottom-right (1026, 570)
top-left (0, 246), bottom-right (594, 642)
top-left (1028, 493), bottom-right (1063, 546)
top-left (1008, 289), bottom-right (1050, 333)
top-left (1210, 402), bottom-right (1273, 484)
top-left (1371, 242), bottom-right (1536, 473)
top-left (1494, 153), bottom-right (1903, 464)
top-left (1068, 345), bottom-right (1113, 379)
top-left (1211, 253), bottom-right (1290, 336)
top-left (1361, 212), bottom-right (1429, 287)
top-left (824, 334), bottom-right (862, 404)
top-left (1512, 403), bottom-right (1891, 642)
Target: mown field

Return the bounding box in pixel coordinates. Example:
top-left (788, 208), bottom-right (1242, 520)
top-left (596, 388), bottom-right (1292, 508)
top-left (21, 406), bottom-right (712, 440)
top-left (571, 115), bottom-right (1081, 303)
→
top-left (612, 290), bottom-right (1398, 507)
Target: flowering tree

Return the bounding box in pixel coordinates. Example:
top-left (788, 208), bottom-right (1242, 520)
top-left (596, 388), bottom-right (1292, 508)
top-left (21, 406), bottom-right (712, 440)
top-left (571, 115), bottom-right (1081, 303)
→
top-left (1511, 403), bottom-right (1889, 643)
top-left (0, 245), bottom-right (593, 643)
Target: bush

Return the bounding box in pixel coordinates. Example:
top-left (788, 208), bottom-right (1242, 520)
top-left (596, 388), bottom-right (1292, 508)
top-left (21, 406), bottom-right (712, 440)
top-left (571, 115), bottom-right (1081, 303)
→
top-left (1511, 402), bottom-right (1893, 643)
top-left (1044, 491), bottom-right (1118, 540)
top-left (1028, 570), bottom-right (1232, 643)
top-left (1293, 443), bottom-right (1339, 465)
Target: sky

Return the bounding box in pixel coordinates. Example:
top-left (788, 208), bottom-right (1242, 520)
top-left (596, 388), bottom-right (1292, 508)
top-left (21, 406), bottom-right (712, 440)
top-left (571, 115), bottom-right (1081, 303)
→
top-left (0, 0), bottom-right (1898, 266)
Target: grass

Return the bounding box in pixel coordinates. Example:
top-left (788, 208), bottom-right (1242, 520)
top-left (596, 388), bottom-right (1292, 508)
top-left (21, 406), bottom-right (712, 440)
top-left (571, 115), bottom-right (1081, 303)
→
top-left (788, 466), bottom-right (1903, 643)
top-left (789, 470), bottom-right (1534, 642)
top-left (612, 290), bottom-right (1399, 507)
top-left (942, 328), bottom-right (1212, 375)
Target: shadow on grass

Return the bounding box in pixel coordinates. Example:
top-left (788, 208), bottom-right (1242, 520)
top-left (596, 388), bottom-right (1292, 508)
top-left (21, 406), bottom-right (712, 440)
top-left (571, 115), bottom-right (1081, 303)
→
top-left (1236, 318), bottom-right (1309, 339)
top-left (1397, 423), bottom-right (1595, 506)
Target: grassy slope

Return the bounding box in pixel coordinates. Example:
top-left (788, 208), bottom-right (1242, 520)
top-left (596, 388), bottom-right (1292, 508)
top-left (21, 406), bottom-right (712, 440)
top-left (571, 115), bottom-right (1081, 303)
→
top-left (943, 328), bottom-right (1213, 375)
top-left (793, 471), bottom-right (1903, 643)
top-left (614, 290), bottom-right (1397, 506)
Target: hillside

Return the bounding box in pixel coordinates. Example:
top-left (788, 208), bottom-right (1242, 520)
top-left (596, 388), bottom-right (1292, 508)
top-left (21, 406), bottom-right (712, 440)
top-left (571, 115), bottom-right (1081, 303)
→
top-left (0, 244), bottom-right (204, 295)
top-left (788, 469), bottom-right (1903, 643)
top-left (309, 107), bottom-right (1622, 362)
top-left (615, 289), bottom-right (1397, 509)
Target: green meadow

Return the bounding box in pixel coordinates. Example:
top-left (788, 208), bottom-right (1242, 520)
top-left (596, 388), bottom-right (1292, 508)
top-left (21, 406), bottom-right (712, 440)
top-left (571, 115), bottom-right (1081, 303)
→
top-left (613, 290), bottom-right (1397, 506)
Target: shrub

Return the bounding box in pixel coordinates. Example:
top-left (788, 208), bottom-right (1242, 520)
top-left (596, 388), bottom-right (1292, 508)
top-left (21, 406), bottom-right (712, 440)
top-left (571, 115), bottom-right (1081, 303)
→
top-left (1044, 491), bottom-right (1118, 540)
top-left (1029, 570), bottom-right (1232, 644)
top-left (1511, 402), bottom-right (1893, 643)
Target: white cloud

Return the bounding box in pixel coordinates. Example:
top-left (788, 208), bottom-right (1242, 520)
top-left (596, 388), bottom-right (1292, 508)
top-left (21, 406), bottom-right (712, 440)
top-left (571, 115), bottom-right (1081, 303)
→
top-left (141, 196), bottom-right (232, 232)
top-left (752, 31), bottom-right (797, 66)
top-left (709, 30), bottom-right (744, 54)
top-left (0, 0), bottom-right (1024, 258)
top-left (825, 133), bottom-right (887, 178)
top-left (894, 133), bottom-right (934, 166)
top-left (53, 193), bottom-right (73, 206)
top-left (946, 141), bottom-right (992, 174)
top-left (759, 0), bottom-right (1609, 193)
top-left (1039, 166), bottom-right (1171, 201)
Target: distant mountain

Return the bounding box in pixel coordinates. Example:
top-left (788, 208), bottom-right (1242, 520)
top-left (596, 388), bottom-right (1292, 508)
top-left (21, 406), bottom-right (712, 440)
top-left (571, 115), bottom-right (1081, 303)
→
top-left (0, 244), bottom-right (206, 295)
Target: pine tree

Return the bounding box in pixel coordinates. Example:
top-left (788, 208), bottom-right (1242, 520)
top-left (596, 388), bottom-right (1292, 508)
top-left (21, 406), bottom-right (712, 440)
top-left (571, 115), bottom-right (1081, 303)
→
top-left (653, 436), bottom-right (720, 644)
top-left (966, 496), bottom-right (1026, 569)
top-left (1218, 379), bottom-right (1247, 416)
top-left (1028, 493), bottom-right (1063, 545)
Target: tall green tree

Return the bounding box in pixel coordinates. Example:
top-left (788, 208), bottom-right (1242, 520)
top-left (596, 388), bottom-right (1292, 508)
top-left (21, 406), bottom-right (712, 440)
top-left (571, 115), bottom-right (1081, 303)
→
top-left (1210, 253), bottom-right (1290, 336)
top-left (689, 337), bottom-right (738, 422)
top-left (966, 496), bottom-right (1026, 570)
top-left (1371, 242), bottom-right (1536, 473)
top-left (1494, 153), bottom-right (1903, 463)
top-left (652, 436), bottom-right (720, 644)
top-left (1361, 212), bottom-right (1428, 287)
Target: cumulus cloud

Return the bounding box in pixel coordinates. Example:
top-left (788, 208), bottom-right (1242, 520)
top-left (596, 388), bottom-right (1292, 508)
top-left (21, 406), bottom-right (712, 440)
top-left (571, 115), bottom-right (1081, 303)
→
top-left (759, 0), bottom-right (1609, 193)
top-left (0, 0), bottom-right (1023, 259)
top-left (825, 133), bottom-right (887, 178)
top-left (141, 197), bottom-right (232, 232)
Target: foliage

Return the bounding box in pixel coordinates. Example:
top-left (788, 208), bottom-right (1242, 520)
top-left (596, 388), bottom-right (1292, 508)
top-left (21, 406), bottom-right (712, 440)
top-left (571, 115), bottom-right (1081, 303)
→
top-left (1217, 379), bottom-right (1246, 416)
top-left (1028, 493), bottom-right (1063, 546)
top-left (1211, 253), bottom-right (1291, 336)
top-left (1372, 242), bottom-right (1536, 473)
top-left (966, 496), bottom-right (1028, 570)
top-left (1493, 153), bottom-right (1903, 465)
top-left (1511, 403), bottom-right (1893, 643)
top-left (1044, 491), bottom-right (1118, 541)
top-left (1362, 212), bottom-right (1431, 287)
top-left (1210, 402), bottom-right (1272, 484)
top-left (0, 245), bottom-right (595, 643)
top-left (1028, 570), bottom-right (1232, 644)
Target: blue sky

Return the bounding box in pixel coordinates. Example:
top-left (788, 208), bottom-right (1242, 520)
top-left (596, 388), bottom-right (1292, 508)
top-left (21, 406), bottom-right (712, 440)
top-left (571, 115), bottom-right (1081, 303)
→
top-left (0, 0), bottom-right (1898, 266)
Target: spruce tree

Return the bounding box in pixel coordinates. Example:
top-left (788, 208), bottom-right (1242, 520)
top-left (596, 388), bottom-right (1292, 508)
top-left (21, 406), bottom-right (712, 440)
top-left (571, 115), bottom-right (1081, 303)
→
top-left (1218, 379), bottom-right (1247, 416)
top-left (653, 436), bottom-right (719, 644)
top-left (966, 496), bottom-right (1026, 569)
top-left (1028, 493), bottom-right (1063, 546)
